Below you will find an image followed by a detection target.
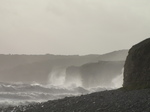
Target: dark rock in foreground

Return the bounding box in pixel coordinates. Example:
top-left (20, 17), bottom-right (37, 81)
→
top-left (123, 38), bottom-right (150, 89)
top-left (1, 88), bottom-right (150, 112)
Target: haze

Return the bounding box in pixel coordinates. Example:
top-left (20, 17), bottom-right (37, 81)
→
top-left (0, 0), bottom-right (150, 55)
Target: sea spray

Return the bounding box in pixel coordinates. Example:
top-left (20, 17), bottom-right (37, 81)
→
top-left (0, 82), bottom-right (91, 107)
top-left (48, 67), bottom-right (82, 88)
top-left (112, 68), bottom-right (124, 88)
top-left (48, 68), bottom-right (66, 86)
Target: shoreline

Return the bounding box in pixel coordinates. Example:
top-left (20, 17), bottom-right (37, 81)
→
top-left (1, 88), bottom-right (150, 112)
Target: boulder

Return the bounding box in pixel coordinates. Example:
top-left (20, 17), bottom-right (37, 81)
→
top-left (123, 38), bottom-right (150, 89)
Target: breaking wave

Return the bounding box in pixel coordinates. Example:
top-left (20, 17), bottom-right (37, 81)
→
top-left (0, 82), bottom-right (106, 107)
top-left (0, 68), bottom-right (123, 107)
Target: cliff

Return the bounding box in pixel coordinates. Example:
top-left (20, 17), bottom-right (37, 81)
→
top-left (80, 61), bottom-right (124, 88)
top-left (0, 50), bottom-right (128, 84)
top-left (65, 61), bottom-right (124, 88)
top-left (123, 38), bottom-right (150, 89)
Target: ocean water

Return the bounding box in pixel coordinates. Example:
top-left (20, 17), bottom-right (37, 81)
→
top-left (0, 82), bottom-right (107, 107)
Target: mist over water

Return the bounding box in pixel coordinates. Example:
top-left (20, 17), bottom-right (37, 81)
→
top-left (48, 68), bottom-right (82, 88)
top-left (0, 67), bottom-right (124, 107)
top-left (48, 68), bottom-right (66, 86)
top-left (48, 67), bottom-right (124, 89)
top-left (0, 50), bottom-right (127, 107)
top-left (112, 69), bottom-right (124, 88)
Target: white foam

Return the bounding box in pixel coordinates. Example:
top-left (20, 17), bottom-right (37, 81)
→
top-left (112, 68), bottom-right (124, 88)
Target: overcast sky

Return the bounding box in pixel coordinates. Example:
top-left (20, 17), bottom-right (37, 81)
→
top-left (0, 0), bottom-right (150, 55)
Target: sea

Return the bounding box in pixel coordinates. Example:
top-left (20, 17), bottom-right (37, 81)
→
top-left (0, 82), bottom-right (107, 107)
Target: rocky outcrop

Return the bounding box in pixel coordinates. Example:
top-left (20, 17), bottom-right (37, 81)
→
top-left (64, 66), bottom-right (82, 87)
top-left (80, 61), bottom-right (124, 88)
top-left (123, 38), bottom-right (150, 88)
top-left (65, 61), bottom-right (124, 88)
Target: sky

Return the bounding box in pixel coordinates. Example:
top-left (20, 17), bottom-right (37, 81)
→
top-left (0, 0), bottom-right (150, 55)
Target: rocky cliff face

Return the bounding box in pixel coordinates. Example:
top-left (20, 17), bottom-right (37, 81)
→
top-left (65, 66), bottom-right (82, 87)
top-left (123, 38), bottom-right (150, 88)
top-left (81, 61), bottom-right (124, 88)
top-left (65, 61), bottom-right (124, 88)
